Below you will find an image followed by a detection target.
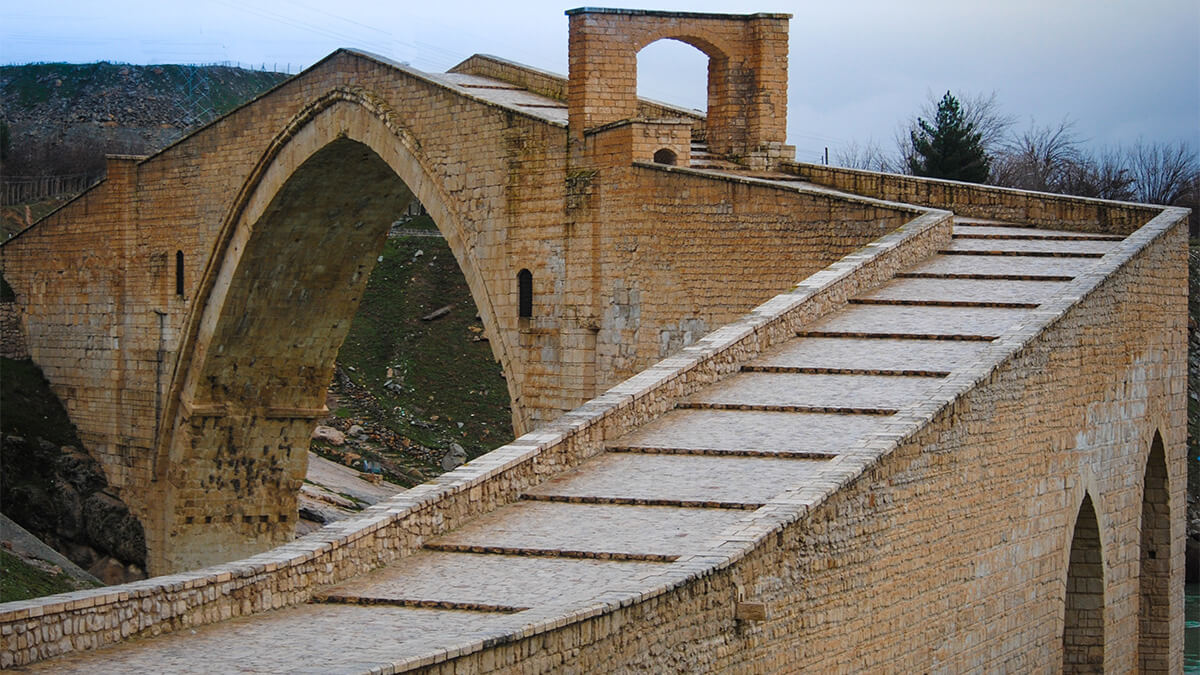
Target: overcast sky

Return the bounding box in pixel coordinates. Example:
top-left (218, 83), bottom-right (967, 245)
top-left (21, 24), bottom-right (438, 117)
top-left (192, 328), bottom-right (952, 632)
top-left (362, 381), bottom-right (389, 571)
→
top-left (3, 0), bottom-right (1197, 162)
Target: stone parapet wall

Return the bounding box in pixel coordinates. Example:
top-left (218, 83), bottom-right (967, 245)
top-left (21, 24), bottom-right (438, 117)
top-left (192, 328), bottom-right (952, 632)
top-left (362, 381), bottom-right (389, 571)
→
top-left (402, 210), bottom-right (1189, 673)
top-left (788, 160), bottom-right (1162, 234)
top-left (0, 200), bottom-right (953, 669)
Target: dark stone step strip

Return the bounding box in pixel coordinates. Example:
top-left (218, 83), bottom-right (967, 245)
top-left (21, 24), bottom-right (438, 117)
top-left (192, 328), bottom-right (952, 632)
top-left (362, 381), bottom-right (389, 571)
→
top-left (848, 297), bottom-right (1039, 309)
top-left (311, 593), bottom-right (529, 614)
top-left (741, 364), bottom-right (951, 377)
top-left (937, 249), bottom-right (1105, 258)
top-left (952, 232), bottom-right (1123, 242)
top-left (519, 493), bottom-right (763, 510)
top-left (423, 542), bottom-right (678, 563)
top-left (898, 272), bottom-right (1076, 282)
top-left (676, 401), bottom-right (897, 416)
top-left (796, 330), bottom-right (998, 342)
top-left (606, 445), bottom-right (838, 460)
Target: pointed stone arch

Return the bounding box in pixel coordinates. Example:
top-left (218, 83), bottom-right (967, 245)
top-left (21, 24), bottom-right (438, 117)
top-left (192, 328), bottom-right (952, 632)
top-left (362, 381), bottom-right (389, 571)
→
top-left (146, 89), bottom-right (518, 573)
top-left (1063, 492), bottom-right (1105, 672)
top-left (1138, 430), bottom-right (1170, 672)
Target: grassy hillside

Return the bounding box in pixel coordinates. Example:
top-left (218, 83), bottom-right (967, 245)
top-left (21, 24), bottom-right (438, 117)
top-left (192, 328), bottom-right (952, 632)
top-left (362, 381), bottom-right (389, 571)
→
top-left (0, 550), bottom-right (97, 603)
top-left (1, 62), bottom-right (289, 179)
top-left (314, 216), bottom-right (514, 486)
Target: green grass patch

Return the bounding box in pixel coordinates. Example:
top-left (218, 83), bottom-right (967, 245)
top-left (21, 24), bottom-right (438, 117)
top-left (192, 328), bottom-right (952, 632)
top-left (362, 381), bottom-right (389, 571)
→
top-left (335, 215), bottom-right (513, 463)
top-left (0, 549), bottom-right (97, 602)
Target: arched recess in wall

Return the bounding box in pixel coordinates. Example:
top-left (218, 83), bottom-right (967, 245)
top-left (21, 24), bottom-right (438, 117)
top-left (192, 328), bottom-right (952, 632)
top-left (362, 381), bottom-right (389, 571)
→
top-left (1139, 431), bottom-right (1170, 672)
top-left (1063, 492), bottom-right (1105, 672)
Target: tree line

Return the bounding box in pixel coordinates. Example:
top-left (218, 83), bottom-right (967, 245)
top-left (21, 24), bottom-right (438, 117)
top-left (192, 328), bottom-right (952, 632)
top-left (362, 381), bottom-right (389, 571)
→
top-left (835, 91), bottom-right (1199, 232)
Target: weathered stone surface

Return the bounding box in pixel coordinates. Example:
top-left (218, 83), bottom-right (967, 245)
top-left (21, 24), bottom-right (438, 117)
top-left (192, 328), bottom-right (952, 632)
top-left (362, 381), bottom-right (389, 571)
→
top-left (440, 443), bottom-right (467, 471)
top-left (0, 7), bottom-right (1186, 674)
top-left (309, 426), bottom-right (345, 446)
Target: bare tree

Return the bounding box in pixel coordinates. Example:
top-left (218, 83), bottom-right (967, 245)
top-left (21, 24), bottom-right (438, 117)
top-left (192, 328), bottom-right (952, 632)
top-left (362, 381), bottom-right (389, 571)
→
top-left (1058, 147), bottom-right (1136, 202)
top-left (832, 139), bottom-right (897, 173)
top-left (990, 118), bottom-right (1082, 192)
top-left (1128, 140), bottom-right (1199, 206)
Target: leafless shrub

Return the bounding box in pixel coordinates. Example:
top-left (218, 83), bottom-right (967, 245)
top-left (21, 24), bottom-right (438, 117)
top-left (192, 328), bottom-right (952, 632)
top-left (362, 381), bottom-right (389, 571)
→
top-left (990, 118), bottom-right (1082, 193)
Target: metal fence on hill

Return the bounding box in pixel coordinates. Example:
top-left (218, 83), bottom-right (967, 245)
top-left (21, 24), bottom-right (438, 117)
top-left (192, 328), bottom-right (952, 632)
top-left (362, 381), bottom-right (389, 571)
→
top-left (1, 174), bottom-right (99, 206)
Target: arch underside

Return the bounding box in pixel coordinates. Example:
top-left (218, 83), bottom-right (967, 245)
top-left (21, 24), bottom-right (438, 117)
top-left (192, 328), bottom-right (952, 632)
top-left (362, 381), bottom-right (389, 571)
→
top-left (151, 95), bottom-right (518, 573)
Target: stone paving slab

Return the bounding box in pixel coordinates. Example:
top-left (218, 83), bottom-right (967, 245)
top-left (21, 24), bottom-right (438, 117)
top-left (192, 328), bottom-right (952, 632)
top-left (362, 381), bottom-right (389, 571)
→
top-left (525, 452), bottom-right (832, 505)
top-left (614, 408), bottom-right (889, 456)
top-left (805, 304), bottom-right (1031, 338)
top-left (430, 501), bottom-right (745, 558)
top-left (856, 278), bottom-right (1067, 305)
top-left (944, 238), bottom-right (1117, 255)
top-left (320, 550), bottom-right (669, 610)
top-left (22, 603), bottom-right (529, 674)
top-left (686, 372), bottom-right (941, 411)
top-left (750, 337), bottom-right (990, 374)
top-left (905, 255), bottom-right (1095, 279)
top-left (952, 224), bottom-right (1122, 239)
top-left (434, 73), bottom-right (568, 124)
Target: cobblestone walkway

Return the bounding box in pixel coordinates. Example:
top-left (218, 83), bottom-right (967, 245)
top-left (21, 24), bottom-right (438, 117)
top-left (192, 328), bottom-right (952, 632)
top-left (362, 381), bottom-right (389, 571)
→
top-left (23, 218), bottom-right (1120, 673)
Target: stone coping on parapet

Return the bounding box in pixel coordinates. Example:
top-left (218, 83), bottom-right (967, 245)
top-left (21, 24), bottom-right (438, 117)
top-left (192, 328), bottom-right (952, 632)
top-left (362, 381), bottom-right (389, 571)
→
top-left (632, 160), bottom-right (933, 217)
top-left (566, 7), bottom-right (792, 20)
top-left (785, 160), bottom-right (1166, 233)
top-left (0, 183), bottom-right (952, 668)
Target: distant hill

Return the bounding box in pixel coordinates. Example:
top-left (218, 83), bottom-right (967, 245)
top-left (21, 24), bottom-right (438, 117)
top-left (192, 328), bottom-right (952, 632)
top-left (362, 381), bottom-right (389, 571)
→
top-left (1, 62), bottom-right (290, 180)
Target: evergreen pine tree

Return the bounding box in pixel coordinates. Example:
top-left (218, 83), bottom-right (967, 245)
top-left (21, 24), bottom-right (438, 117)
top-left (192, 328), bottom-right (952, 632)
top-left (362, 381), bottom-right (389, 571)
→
top-left (908, 91), bottom-right (991, 183)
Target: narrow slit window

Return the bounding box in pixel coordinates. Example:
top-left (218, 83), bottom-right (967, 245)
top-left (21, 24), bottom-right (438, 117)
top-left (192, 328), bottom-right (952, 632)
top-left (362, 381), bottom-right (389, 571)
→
top-left (175, 250), bottom-right (185, 297)
top-left (518, 269), bottom-right (532, 318)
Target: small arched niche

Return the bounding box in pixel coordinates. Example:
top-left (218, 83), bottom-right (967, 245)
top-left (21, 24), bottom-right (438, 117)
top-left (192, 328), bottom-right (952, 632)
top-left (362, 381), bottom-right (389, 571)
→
top-left (652, 148), bottom-right (677, 165)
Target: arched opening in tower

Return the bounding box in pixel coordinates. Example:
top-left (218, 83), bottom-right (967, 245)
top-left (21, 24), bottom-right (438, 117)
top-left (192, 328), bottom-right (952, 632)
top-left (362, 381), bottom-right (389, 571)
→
top-left (636, 38), bottom-right (709, 115)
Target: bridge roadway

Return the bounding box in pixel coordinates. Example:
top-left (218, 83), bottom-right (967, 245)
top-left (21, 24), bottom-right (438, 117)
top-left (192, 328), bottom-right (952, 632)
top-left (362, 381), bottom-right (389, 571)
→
top-left (20, 218), bottom-right (1123, 673)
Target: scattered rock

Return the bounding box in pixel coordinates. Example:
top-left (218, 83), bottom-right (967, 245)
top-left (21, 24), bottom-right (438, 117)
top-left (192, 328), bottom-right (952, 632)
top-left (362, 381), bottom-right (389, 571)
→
top-left (298, 506), bottom-right (328, 524)
top-left (421, 305), bottom-right (453, 321)
top-left (347, 424), bottom-right (365, 437)
top-left (440, 443), bottom-right (467, 471)
top-left (88, 556), bottom-right (129, 585)
top-left (311, 425), bottom-right (346, 446)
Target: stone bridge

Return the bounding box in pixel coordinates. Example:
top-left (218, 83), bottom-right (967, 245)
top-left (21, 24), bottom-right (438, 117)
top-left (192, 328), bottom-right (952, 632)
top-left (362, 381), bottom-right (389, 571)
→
top-left (0, 7), bottom-right (1189, 672)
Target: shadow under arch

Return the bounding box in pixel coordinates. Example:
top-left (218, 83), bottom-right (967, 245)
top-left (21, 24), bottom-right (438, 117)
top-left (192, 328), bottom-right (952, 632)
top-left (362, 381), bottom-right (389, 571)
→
top-left (1138, 430), bottom-right (1170, 672)
top-left (1063, 492), bottom-right (1105, 672)
top-left (148, 89), bottom-right (518, 574)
